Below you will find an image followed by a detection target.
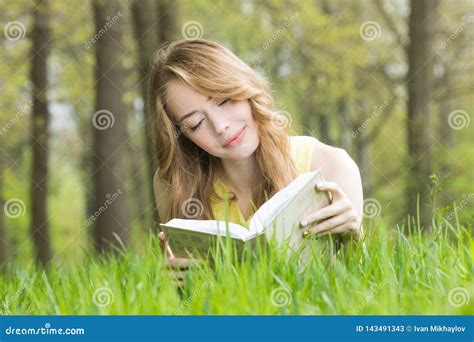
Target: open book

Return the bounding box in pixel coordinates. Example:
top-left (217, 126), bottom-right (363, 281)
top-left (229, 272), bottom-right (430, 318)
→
top-left (159, 169), bottom-right (332, 259)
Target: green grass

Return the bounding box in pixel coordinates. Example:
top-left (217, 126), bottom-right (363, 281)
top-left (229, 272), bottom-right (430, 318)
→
top-left (0, 214), bottom-right (472, 315)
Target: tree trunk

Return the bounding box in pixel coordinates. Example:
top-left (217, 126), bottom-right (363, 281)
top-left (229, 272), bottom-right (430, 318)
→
top-left (157, 0), bottom-right (179, 45)
top-left (30, 0), bottom-right (52, 266)
top-left (92, 0), bottom-right (129, 253)
top-left (355, 136), bottom-right (372, 197)
top-left (0, 154), bottom-right (5, 267)
top-left (338, 98), bottom-right (353, 152)
top-left (406, 0), bottom-right (438, 229)
top-left (132, 0), bottom-right (160, 227)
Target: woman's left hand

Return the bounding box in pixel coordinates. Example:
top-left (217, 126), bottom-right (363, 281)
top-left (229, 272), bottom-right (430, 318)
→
top-left (300, 181), bottom-right (362, 241)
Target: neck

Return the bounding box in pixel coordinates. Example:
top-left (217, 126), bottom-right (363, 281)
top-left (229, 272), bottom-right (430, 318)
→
top-left (219, 153), bottom-right (263, 196)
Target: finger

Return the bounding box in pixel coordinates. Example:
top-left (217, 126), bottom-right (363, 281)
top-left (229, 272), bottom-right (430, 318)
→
top-left (159, 232), bottom-right (166, 254)
top-left (315, 181), bottom-right (345, 201)
top-left (159, 232), bottom-right (175, 259)
top-left (300, 200), bottom-right (351, 227)
top-left (170, 269), bottom-right (187, 280)
top-left (168, 257), bottom-right (194, 270)
top-left (307, 214), bottom-right (348, 235)
top-left (313, 222), bottom-right (359, 238)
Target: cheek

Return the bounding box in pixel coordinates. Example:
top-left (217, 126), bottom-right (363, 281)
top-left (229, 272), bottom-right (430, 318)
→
top-left (187, 135), bottom-right (213, 153)
top-left (234, 101), bottom-right (253, 121)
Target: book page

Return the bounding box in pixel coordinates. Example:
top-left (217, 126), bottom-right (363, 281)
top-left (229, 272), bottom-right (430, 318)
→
top-left (248, 170), bottom-right (322, 233)
top-left (250, 169), bottom-right (331, 253)
top-left (160, 218), bottom-right (253, 240)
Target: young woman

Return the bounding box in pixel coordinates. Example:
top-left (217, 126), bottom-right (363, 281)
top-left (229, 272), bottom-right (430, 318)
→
top-left (149, 39), bottom-right (363, 269)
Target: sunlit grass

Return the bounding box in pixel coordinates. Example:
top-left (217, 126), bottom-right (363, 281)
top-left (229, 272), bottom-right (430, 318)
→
top-left (0, 213), bottom-right (472, 315)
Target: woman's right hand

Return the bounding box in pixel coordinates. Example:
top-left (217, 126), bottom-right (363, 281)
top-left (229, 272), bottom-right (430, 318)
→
top-left (159, 232), bottom-right (200, 286)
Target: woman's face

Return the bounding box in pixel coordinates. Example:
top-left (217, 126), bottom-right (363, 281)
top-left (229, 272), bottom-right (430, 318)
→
top-left (166, 79), bottom-right (260, 160)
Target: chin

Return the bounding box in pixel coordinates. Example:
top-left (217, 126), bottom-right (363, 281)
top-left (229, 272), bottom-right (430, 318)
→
top-left (223, 140), bottom-right (259, 160)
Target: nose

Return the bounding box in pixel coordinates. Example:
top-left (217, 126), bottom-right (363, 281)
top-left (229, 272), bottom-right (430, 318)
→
top-left (206, 107), bottom-right (230, 135)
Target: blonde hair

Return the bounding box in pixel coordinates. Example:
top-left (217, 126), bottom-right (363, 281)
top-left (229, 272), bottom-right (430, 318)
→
top-left (149, 39), bottom-right (297, 222)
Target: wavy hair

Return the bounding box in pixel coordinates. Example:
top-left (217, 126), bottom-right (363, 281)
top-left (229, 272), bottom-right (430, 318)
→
top-left (149, 39), bottom-right (297, 222)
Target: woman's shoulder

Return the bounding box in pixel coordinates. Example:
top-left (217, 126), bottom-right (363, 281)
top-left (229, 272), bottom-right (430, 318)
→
top-left (289, 135), bottom-right (358, 174)
top-left (307, 138), bottom-right (360, 180)
top-left (289, 135), bottom-right (320, 173)
top-left (289, 135), bottom-right (319, 147)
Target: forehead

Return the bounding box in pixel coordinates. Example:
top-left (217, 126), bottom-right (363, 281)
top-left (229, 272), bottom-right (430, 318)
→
top-left (166, 79), bottom-right (209, 121)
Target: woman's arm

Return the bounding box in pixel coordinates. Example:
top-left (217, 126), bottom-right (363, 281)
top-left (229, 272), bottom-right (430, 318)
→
top-left (301, 141), bottom-right (364, 240)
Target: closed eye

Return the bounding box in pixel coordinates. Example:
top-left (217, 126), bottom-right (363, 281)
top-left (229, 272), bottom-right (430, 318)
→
top-left (218, 98), bottom-right (230, 106)
top-left (190, 118), bottom-right (205, 131)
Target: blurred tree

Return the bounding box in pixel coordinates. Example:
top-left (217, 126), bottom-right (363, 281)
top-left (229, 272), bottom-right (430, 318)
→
top-left (31, 0), bottom-right (52, 266)
top-left (157, 0), bottom-right (179, 45)
top-left (406, 0), bottom-right (439, 229)
top-left (0, 155), bottom-right (5, 266)
top-left (130, 0), bottom-right (179, 228)
top-left (92, 0), bottom-right (129, 252)
top-left (131, 0), bottom-right (159, 227)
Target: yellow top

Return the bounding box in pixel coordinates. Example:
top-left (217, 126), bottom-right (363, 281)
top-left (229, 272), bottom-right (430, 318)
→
top-left (210, 135), bottom-right (318, 228)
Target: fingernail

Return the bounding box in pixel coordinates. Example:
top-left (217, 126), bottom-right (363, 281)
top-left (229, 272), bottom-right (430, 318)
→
top-left (300, 219), bottom-right (309, 228)
top-left (316, 182), bottom-right (324, 189)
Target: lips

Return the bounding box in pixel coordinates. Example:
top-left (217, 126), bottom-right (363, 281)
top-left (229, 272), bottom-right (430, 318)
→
top-left (223, 126), bottom-right (246, 147)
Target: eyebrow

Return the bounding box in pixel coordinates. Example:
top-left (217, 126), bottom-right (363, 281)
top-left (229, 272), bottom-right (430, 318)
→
top-left (179, 96), bottom-right (211, 123)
